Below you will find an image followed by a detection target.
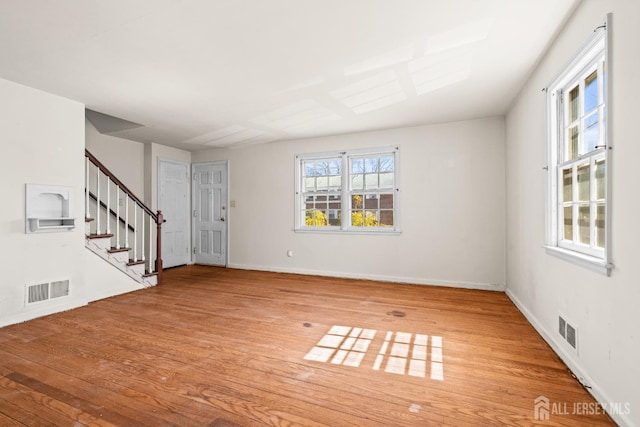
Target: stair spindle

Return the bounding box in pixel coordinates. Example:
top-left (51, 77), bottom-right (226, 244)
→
top-left (141, 210), bottom-right (146, 263)
top-left (125, 197), bottom-right (129, 249)
top-left (115, 187), bottom-right (120, 249)
top-left (133, 203), bottom-right (138, 262)
top-left (85, 157), bottom-right (90, 220)
top-left (106, 177), bottom-right (111, 235)
top-left (148, 215), bottom-right (154, 273)
top-left (96, 170), bottom-right (101, 234)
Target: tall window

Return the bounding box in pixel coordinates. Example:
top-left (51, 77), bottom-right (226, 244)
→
top-left (295, 147), bottom-right (400, 232)
top-left (546, 19), bottom-right (611, 273)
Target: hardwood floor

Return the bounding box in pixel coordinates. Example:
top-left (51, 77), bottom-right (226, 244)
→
top-left (0, 265), bottom-right (614, 426)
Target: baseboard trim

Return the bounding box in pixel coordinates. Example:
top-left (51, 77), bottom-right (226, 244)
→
top-left (506, 289), bottom-right (633, 427)
top-left (0, 297), bottom-right (87, 328)
top-left (227, 263), bottom-right (505, 292)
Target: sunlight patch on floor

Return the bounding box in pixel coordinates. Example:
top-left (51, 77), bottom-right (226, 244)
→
top-left (304, 325), bottom-right (444, 380)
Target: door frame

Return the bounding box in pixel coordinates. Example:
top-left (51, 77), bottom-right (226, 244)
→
top-left (157, 157), bottom-right (192, 268)
top-left (191, 160), bottom-right (229, 266)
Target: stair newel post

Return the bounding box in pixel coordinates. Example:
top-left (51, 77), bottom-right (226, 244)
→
top-left (115, 187), bottom-right (120, 249)
top-left (106, 177), bottom-right (111, 235)
top-left (156, 210), bottom-right (163, 285)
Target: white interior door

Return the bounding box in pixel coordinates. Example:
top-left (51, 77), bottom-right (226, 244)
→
top-left (158, 159), bottom-right (191, 268)
top-left (192, 162), bottom-right (228, 266)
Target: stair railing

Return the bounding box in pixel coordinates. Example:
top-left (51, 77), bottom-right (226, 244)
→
top-left (85, 149), bottom-right (164, 285)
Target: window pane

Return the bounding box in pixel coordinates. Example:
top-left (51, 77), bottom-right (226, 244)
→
top-left (351, 211), bottom-right (378, 227)
top-left (304, 177), bottom-right (315, 191)
top-left (364, 194), bottom-right (379, 209)
top-left (352, 194), bottom-right (364, 209)
top-left (584, 70), bottom-right (598, 114)
top-left (380, 193), bottom-right (394, 209)
top-left (328, 175), bottom-right (341, 189)
top-left (379, 156), bottom-right (394, 172)
top-left (569, 86), bottom-right (580, 122)
top-left (364, 173), bottom-right (378, 190)
top-left (584, 113), bottom-right (599, 153)
top-left (317, 161), bottom-right (331, 175)
top-left (562, 168), bottom-right (572, 202)
top-left (329, 160), bottom-right (341, 175)
top-left (351, 158), bottom-right (364, 173)
top-left (577, 163), bottom-right (590, 202)
top-left (304, 162), bottom-right (315, 176)
top-left (578, 205), bottom-right (590, 244)
top-left (568, 126), bottom-right (579, 160)
top-left (328, 209), bottom-right (341, 226)
top-left (316, 176), bottom-right (328, 190)
top-left (306, 209), bottom-right (328, 226)
top-left (563, 206), bottom-right (573, 241)
top-left (380, 210), bottom-right (394, 227)
top-left (351, 174), bottom-right (363, 190)
top-left (365, 158), bottom-right (378, 173)
top-left (305, 195), bottom-right (314, 208)
top-left (596, 203), bottom-right (605, 248)
top-left (379, 172), bottom-right (394, 189)
top-left (595, 158), bottom-right (605, 200)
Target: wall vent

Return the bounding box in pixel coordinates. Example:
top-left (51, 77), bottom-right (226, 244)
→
top-left (558, 314), bottom-right (578, 353)
top-left (558, 316), bottom-right (566, 339)
top-left (26, 280), bottom-right (70, 304)
top-left (27, 283), bottom-right (49, 303)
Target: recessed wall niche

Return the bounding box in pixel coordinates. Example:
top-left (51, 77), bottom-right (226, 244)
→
top-left (25, 184), bottom-right (76, 233)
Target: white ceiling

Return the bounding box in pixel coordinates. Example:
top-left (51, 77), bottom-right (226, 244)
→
top-left (0, 0), bottom-right (579, 151)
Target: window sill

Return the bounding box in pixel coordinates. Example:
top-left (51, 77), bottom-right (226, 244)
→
top-left (544, 245), bottom-right (613, 276)
top-left (294, 228), bottom-right (402, 236)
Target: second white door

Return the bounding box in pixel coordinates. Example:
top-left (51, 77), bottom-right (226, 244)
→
top-left (192, 162), bottom-right (228, 266)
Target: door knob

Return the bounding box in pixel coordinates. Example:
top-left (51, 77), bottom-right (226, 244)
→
top-left (220, 217), bottom-right (225, 222)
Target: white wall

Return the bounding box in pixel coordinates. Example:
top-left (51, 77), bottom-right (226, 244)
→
top-left (85, 118), bottom-right (145, 198)
top-left (144, 142), bottom-right (192, 211)
top-left (0, 78), bottom-right (87, 327)
top-left (84, 250), bottom-right (144, 302)
top-left (193, 117), bottom-right (506, 290)
top-left (505, 1), bottom-right (638, 425)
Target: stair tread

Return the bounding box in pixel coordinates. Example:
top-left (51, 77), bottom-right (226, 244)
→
top-left (127, 260), bottom-right (146, 266)
top-left (143, 272), bottom-right (158, 277)
top-left (85, 217), bottom-right (95, 222)
top-left (108, 247), bottom-right (130, 253)
top-left (87, 233), bottom-right (114, 239)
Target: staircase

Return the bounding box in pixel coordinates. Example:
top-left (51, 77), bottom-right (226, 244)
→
top-left (85, 150), bottom-right (163, 287)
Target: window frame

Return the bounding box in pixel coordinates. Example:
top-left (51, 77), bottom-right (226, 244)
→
top-left (544, 16), bottom-right (613, 275)
top-left (294, 146), bottom-right (401, 234)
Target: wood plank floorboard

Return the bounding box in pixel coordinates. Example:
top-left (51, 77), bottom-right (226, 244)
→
top-left (0, 265), bottom-right (614, 426)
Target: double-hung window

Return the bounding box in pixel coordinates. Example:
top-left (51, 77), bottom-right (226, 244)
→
top-left (545, 18), bottom-right (612, 274)
top-left (295, 147), bottom-right (400, 232)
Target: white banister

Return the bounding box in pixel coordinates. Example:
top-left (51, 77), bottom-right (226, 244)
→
top-left (85, 149), bottom-right (164, 285)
